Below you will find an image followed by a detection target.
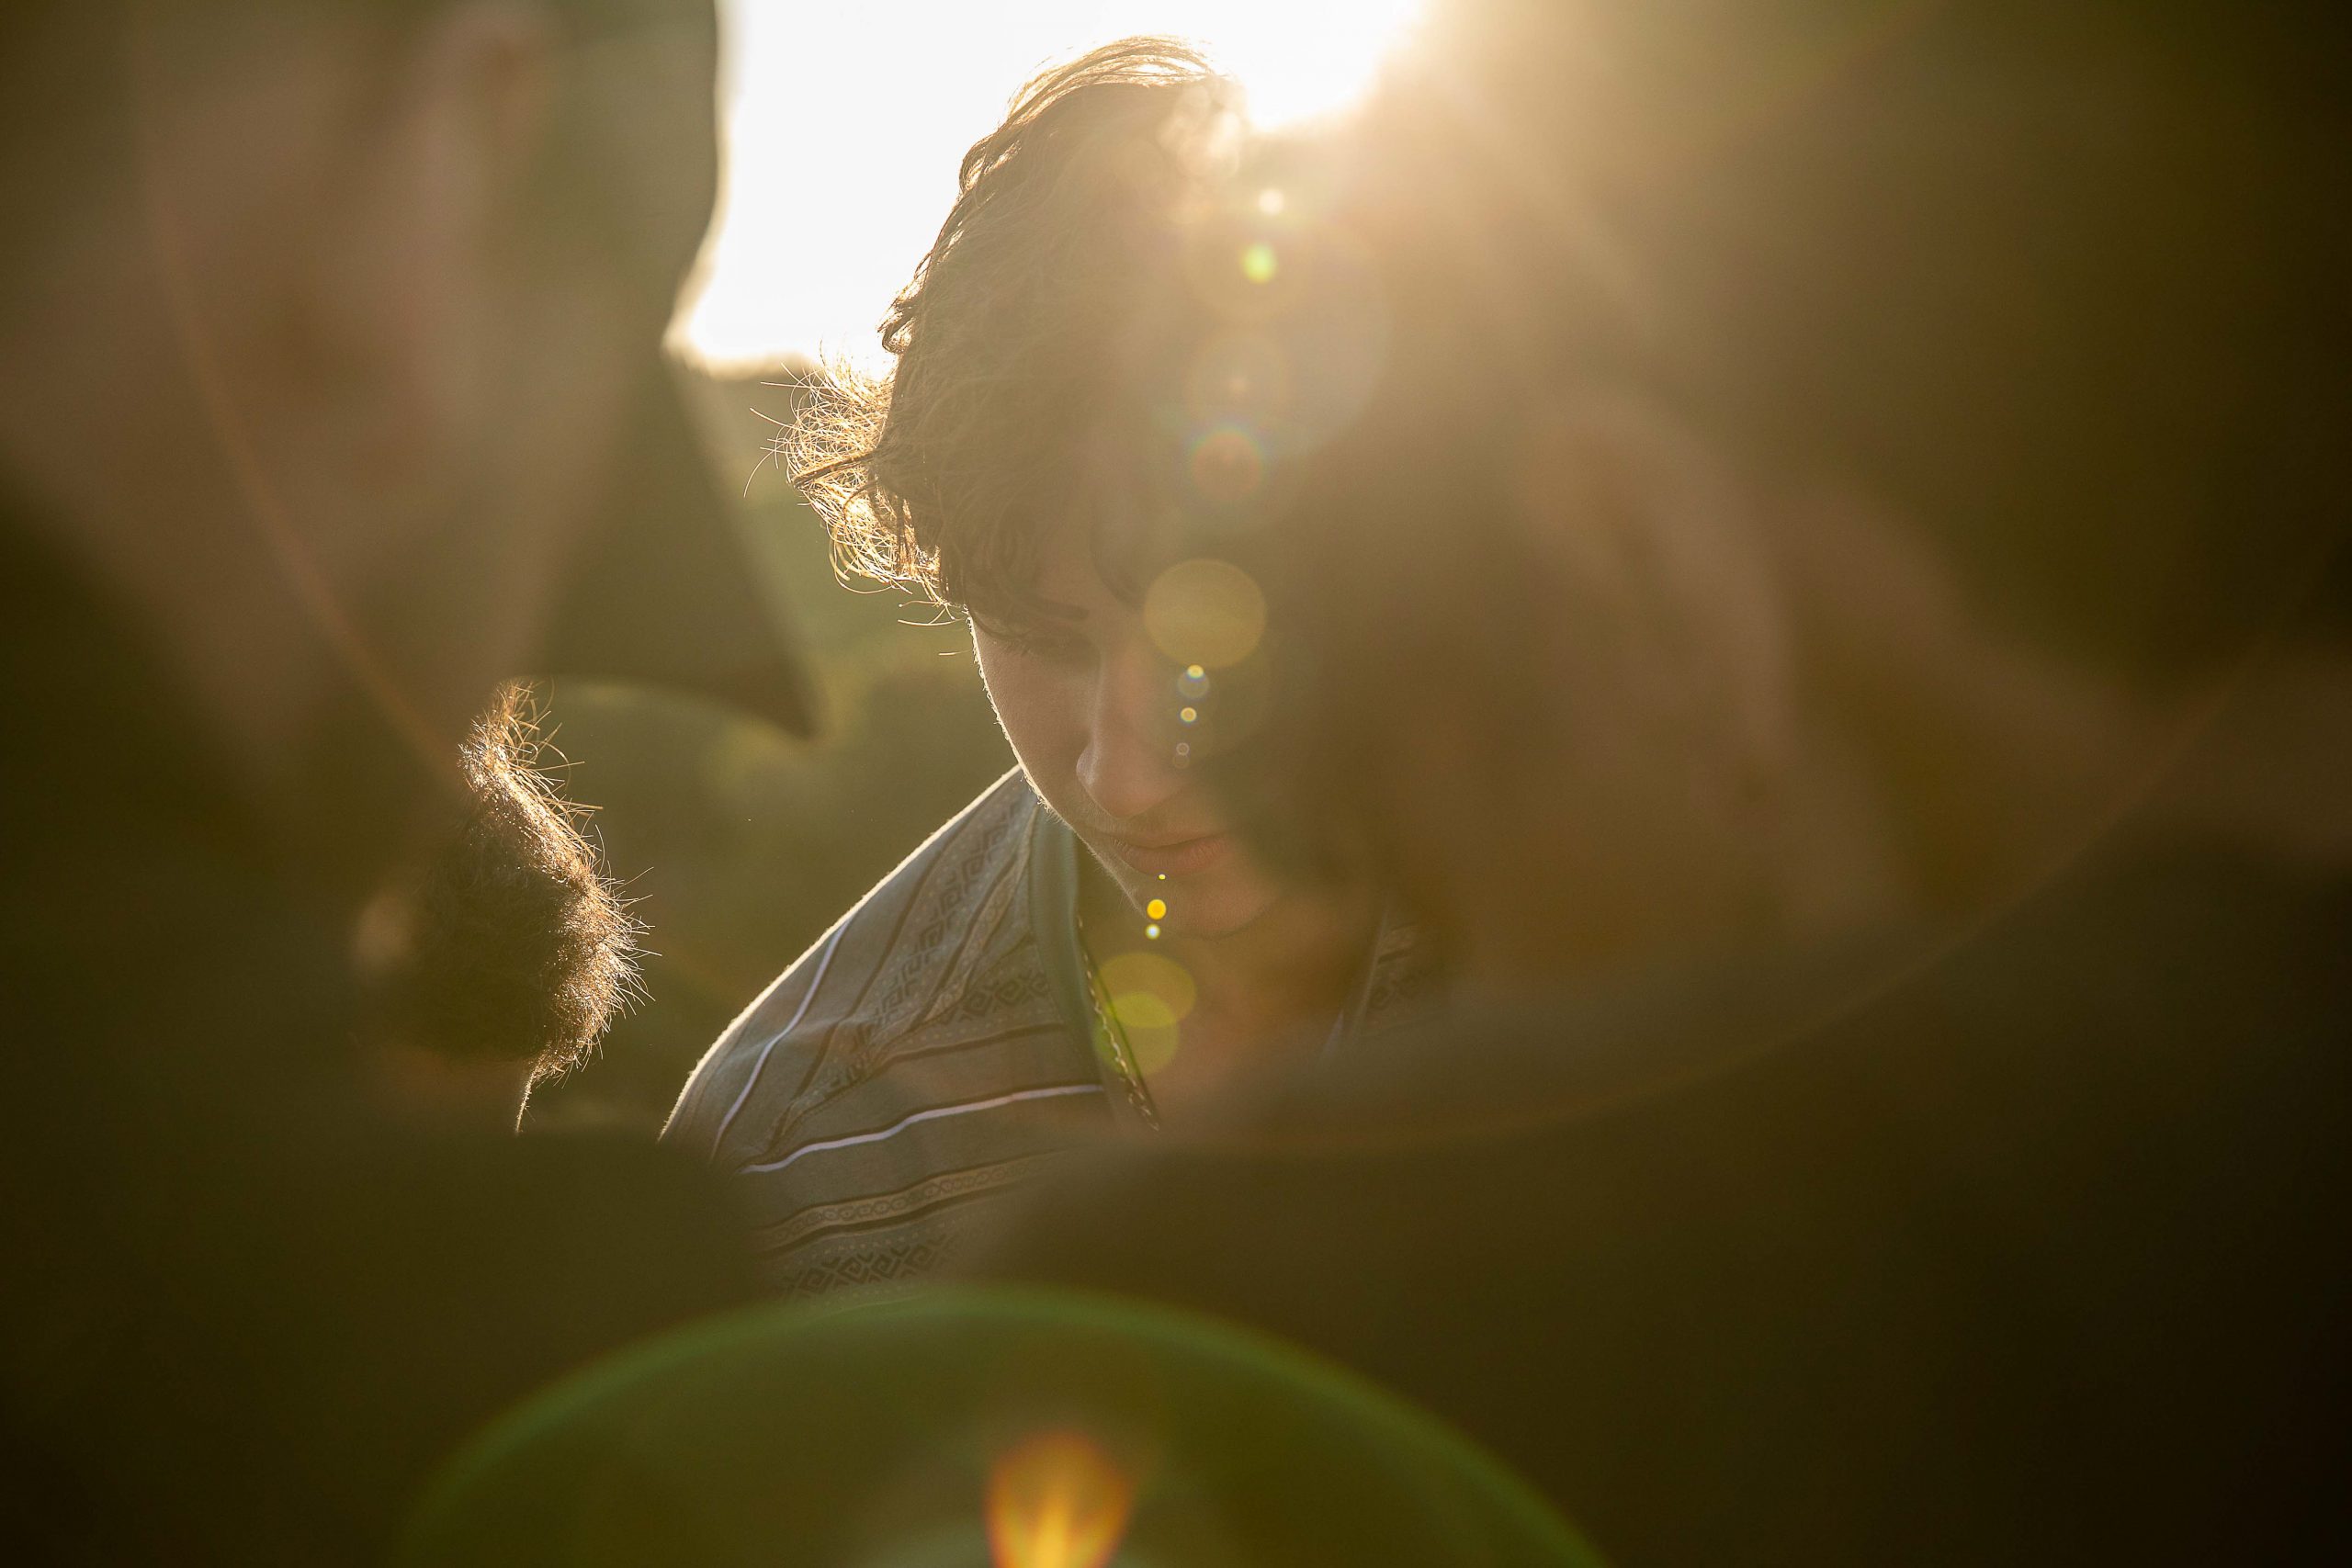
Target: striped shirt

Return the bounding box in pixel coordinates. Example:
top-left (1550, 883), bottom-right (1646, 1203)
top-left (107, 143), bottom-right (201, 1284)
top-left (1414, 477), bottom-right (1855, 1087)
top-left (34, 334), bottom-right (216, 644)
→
top-left (662, 770), bottom-right (1438, 1299)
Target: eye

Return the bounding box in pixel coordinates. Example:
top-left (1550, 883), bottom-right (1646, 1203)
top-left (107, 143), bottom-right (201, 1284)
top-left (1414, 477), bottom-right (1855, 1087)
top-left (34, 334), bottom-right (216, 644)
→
top-left (984, 620), bottom-right (1091, 666)
top-left (1011, 629), bottom-right (1093, 665)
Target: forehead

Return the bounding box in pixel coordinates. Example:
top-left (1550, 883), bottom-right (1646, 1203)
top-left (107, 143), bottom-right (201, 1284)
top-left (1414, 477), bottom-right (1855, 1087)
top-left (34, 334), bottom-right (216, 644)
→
top-left (1002, 458), bottom-right (1177, 617)
top-left (1012, 515), bottom-right (1131, 626)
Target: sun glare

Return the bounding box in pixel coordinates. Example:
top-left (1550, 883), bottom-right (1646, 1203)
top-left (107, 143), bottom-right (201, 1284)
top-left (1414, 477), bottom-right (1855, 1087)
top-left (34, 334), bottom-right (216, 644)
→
top-left (673, 0), bottom-right (1423, 373)
top-left (986, 1429), bottom-right (1135, 1568)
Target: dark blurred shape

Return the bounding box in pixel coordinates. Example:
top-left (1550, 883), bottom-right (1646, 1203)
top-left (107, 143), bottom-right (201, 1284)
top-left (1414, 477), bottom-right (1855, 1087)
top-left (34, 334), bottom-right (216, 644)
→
top-left (401, 1287), bottom-right (1591, 1565)
top-left (995, 846), bottom-right (2352, 1562)
top-left (359, 682), bottom-right (643, 1099)
top-left (539, 360), bottom-right (816, 737)
top-left (977, 0), bottom-right (2352, 1561)
top-left (2, 0), bottom-right (769, 1558)
top-left (2, 481), bottom-right (758, 1563)
top-left (1182, 0), bottom-right (2352, 910)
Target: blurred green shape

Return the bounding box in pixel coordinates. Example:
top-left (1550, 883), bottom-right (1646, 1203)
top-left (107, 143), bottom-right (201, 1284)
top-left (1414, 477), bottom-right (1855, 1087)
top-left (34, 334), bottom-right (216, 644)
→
top-left (402, 1285), bottom-right (1599, 1567)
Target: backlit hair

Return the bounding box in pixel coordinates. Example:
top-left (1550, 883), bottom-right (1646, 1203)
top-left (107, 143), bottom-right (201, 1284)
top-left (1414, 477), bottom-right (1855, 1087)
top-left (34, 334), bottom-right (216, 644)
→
top-left (785, 38), bottom-right (1240, 625)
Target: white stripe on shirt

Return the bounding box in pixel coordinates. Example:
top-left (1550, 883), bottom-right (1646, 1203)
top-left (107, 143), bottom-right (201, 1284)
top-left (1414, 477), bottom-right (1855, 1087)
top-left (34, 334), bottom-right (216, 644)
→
top-left (741, 1082), bottom-right (1104, 1175)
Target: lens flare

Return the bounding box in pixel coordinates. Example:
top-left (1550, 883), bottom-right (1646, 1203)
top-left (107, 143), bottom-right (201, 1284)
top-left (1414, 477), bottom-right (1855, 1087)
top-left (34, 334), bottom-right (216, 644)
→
top-left (1102, 951), bottom-right (1193, 1074)
top-left (1101, 951), bottom-right (1196, 1019)
top-left (1144, 558), bottom-right (1268, 670)
top-left (986, 1429), bottom-right (1135, 1568)
top-left (1145, 898), bottom-right (1169, 920)
top-left (1188, 423), bottom-right (1268, 505)
top-left (1185, 332), bottom-right (1292, 428)
top-left (1112, 990), bottom-right (1178, 1031)
top-left (1257, 187), bottom-right (1286, 216)
top-left (1240, 241), bottom-right (1279, 284)
top-left (1128, 1020), bottom-right (1177, 1072)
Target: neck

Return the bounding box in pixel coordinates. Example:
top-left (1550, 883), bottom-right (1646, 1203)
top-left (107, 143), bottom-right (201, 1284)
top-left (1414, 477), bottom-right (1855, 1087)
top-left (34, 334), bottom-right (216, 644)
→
top-left (1078, 857), bottom-right (1377, 1116)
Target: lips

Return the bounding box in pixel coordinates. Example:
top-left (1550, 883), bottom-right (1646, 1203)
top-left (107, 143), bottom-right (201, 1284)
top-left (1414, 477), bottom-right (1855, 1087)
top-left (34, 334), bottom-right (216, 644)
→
top-left (1100, 830), bottom-right (1235, 879)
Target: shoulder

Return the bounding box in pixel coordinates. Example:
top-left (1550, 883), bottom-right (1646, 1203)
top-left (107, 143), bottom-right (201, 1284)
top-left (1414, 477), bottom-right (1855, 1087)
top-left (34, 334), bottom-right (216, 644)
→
top-left (662, 767), bottom-right (1090, 1175)
top-left (662, 771), bottom-right (1115, 1296)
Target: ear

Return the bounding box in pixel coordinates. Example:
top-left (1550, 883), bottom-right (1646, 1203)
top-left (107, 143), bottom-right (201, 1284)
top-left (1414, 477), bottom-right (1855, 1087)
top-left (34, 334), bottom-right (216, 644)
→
top-left (298, 3), bottom-right (557, 477)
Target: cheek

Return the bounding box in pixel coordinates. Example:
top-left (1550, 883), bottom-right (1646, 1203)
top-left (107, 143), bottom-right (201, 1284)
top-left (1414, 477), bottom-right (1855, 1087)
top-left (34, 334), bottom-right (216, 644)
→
top-left (973, 635), bottom-right (1089, 797)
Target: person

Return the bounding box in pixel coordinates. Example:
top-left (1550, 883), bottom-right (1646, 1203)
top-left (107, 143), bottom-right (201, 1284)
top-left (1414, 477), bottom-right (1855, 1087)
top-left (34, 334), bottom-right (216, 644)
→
top-left (663, 39), bottom-right (1438, 1299)
top-left (977, 0), bottom-right (2352, 1560)
top-left (0, 1), bottom-right (806, 1557)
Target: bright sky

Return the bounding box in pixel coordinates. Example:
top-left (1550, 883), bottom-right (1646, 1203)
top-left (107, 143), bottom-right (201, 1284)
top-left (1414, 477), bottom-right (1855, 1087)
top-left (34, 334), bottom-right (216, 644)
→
top-left (673, 0), bottom-right (1423, 373)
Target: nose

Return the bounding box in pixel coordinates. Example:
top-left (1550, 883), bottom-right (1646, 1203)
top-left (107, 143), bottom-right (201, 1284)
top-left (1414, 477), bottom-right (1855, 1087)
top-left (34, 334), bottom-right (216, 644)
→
top-left (1076, 637), bottom-right (1186, 825)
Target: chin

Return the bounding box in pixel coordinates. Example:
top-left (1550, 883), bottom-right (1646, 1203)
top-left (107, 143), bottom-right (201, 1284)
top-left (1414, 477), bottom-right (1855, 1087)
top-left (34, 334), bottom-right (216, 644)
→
top-left (1137, 873), bottom-right (1281, 942)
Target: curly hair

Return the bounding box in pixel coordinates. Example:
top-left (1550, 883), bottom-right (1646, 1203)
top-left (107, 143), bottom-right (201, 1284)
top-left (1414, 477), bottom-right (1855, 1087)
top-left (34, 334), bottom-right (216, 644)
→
top-left (784, 38), bottom-right (1242, 626)
top-left (360, 682), bottom-right (644, 1083)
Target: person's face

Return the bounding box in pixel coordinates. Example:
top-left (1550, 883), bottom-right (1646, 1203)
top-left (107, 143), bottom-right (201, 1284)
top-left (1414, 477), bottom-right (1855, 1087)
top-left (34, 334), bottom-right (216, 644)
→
top-left (148, 5), bottom-right (720, 753)
top-left (360, 10), bottom-right (723, 745)
top-left (971, 530), bottom-right (1286, 940)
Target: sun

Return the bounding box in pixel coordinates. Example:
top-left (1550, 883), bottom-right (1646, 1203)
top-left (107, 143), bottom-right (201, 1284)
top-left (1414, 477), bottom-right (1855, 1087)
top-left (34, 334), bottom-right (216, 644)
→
top-left (1115, 0), bottom-right (1426, 129)
top-left (672, 0), bottom-right (1424, 374)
